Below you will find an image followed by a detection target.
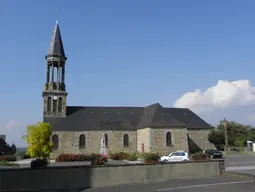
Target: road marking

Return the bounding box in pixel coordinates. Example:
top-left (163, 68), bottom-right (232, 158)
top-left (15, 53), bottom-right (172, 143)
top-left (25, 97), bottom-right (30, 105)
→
top-left (229, 161), bottom-right (255, 164)
top-left (156, 180), bottom-right (253, 191)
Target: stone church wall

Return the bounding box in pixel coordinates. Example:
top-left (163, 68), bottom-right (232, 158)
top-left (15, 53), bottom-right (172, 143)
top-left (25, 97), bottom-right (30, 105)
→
top-left (136, 128), bottom-right (151, 152)
top-left (50, 130), bottom-right (137, 158)
top-left (50, 128), bottom-right (213, 158)
top-left (149, 128), bottom-right (189, 155)
top-left (187, 129), bottom-right (214, 151)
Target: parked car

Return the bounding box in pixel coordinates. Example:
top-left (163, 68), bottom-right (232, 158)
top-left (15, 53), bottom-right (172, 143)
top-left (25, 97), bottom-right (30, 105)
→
top-left (160, 151), bottom-right (190, 162)
top-left (204, 149), bottom-right (223, 158)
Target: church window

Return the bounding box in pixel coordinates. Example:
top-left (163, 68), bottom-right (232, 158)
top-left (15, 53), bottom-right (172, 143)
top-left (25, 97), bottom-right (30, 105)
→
top-left (123, 134), bottom-right (129, 147)
top-left (166, 132), bottom-right (172, 146)
top-left (53, 99), bottom-right (57, 112)
top-left (58, 97), bottom-right (62, 112)
top-left (52, 134), bottom-right (59, 150)
top-left (104, 134), bottom-right (108, 147)
top-left (79, 134), bottom-right (86, 148)
top-left (47, 97), bottom-right (51, 112)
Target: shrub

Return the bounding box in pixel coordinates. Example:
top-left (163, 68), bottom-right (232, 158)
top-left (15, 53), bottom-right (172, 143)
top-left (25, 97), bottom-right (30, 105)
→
top-left (143, 152), bottom-right (160, 161)
top-left (31, 158), bottom-right (48, 169)
top-left (142, 152), bottom-right (160, 164)
top-left (91, 153), bottom-right (108, 165)
top-left (23, 154), bottom-right (31, 159)
top-left (0, 155), bottom-right (17, 162)
top-left (55, 154), bottom-right (92, 162)
top-left (108, 152), bottom-right (129, 160)
top-left (125, 153), bottom-right (138, 161)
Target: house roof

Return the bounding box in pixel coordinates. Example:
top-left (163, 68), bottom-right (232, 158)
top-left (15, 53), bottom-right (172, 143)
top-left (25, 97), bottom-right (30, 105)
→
top-left (44, 103), bottom-right (212, 131)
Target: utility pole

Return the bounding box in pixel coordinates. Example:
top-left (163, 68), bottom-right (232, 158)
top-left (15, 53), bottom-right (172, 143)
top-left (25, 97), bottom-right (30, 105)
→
top-left (223, 118), bottom-right (228, 152)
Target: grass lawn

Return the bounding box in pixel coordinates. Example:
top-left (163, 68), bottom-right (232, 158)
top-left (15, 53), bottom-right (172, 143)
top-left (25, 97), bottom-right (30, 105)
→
top-left (0, 161), bottom-right (19, 167)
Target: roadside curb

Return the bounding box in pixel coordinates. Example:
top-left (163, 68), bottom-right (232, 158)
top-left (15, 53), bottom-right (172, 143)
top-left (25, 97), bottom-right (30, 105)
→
top-left (224, 171), bottom-right (255, 180)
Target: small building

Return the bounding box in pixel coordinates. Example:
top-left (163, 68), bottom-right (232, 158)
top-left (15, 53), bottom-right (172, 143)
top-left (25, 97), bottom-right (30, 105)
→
top-left (42, 21), bottom-right (214, 157)
top-left (0, 135), bottom-right (6, 141)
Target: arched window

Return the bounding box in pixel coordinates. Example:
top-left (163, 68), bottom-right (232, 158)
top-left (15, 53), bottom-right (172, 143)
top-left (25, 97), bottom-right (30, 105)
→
top-left (123, 134), bottom-right (129, 147)
top-left (47, 97), bottom-right (51, 112)
top-left (104, 134), bottom-right (108, 147)
top-left (58, 97), bottom-right (62, 112)
top-left (52, 134), bottom-right (59, 150)
top-left (53, 99), bottom-right (57, 112)
top-left (79, 134), bottom-right (86, 148)
top-left (166, 132), bottom-right (172, 146)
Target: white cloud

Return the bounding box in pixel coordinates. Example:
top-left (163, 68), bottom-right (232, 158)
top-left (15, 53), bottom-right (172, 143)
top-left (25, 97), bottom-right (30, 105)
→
top-left (0, 120), bottom-right (17, 131)
top-left (5, 120), bottom-right (17, 129)
top-left (174, 80), bottom-right (255, 113)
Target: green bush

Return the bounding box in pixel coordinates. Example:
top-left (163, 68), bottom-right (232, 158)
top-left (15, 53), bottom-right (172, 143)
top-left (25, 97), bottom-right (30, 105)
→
top-left (142, 152), bottom-right (160, 161)
top-left (125, 153), bottom-right (138, 161)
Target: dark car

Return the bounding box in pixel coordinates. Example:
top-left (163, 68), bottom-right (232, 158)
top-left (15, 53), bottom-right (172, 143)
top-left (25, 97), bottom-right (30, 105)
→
top-left (204, 149), bottom-right (223, 158)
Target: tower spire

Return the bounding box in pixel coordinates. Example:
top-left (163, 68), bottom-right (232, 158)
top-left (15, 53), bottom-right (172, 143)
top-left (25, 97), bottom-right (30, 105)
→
top-left (46, 20), bottom-right (66, 59)
top-left (43, 21), bottom-right (68, 118)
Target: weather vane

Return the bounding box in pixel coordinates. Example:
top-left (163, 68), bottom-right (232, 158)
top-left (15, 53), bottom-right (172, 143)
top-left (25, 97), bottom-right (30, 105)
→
top-left (56, 8), bottom-right (60, 22)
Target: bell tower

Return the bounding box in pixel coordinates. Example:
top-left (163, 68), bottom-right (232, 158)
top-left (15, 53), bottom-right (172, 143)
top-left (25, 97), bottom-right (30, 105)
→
top-left (42, 20), bottom-right (68, 118)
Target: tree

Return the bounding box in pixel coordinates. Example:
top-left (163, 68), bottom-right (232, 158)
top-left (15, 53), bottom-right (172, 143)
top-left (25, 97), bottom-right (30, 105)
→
top-left (22, 122), bottom-right (53, 159)
top-left (208, 120), bottom-right (255, 150)
top-left (0, 138), bottom-right (16, 155)
top-left (10, 144), bottom-right (17, 154)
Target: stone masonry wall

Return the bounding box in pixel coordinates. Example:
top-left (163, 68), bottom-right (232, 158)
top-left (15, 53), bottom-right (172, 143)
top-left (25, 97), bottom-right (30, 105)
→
top-left (150, 128), bottom-right (189, 155)
top-left (50, 130), bottom-right (137, 158)
top-left (187, 129), bottom-right (214, 151)
top-left (43, 95), bottom-right (67, 115)
top-left (136, 128), bottom-right (150, 152)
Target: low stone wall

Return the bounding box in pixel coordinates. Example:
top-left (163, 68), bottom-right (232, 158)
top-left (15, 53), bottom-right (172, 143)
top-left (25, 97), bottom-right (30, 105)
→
top-left (0, 160), bottom-right (224, 192)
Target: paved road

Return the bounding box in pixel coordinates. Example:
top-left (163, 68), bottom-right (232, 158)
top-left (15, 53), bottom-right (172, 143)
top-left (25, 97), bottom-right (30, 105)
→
top-left (225, 154), bottom-right (255, 173)
top-left (81, 175), bottom-right (255, 192)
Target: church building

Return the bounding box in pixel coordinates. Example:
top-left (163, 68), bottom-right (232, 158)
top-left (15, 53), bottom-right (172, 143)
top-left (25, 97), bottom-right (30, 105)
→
top-left (43, 21), bottom-right (214, 157)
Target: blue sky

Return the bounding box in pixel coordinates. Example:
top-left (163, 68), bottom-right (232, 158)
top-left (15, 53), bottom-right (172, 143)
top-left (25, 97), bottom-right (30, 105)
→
top-left (1, 0), bottom-right (255, 146)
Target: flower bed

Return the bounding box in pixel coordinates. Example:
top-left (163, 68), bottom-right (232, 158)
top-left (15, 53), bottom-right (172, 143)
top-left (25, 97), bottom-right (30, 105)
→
top-left (55, 154), bottom-right (92, 162)
top-left (91, 153), bottom-right (108, 165)
top-left (192, 152), bottom-right (207, 160)
top-left (0, 155), bottom-right (17, 162)
top-left (55, 153), bottom-right (108, 165)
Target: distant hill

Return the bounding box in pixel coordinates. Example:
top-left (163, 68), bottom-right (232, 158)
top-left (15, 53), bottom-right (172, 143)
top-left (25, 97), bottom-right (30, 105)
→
top-left (16, 147), bottom-right (27, 153)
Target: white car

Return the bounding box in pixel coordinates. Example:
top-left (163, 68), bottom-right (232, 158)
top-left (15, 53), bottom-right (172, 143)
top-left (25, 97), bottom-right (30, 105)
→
top-left (160, 151), bottom-right (190, 162)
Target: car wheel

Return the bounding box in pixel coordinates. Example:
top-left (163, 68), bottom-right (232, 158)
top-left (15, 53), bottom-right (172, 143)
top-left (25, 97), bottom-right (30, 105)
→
top-left (210, 155), bottom-right (214, 159)
top-left (163, 160), bottom-right (168, 163)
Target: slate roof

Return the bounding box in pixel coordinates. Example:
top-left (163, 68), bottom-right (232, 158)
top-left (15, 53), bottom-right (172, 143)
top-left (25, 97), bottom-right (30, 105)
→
top-left (46, 21), bottom-right (66, 58)
top-left (44, 103), bottom-right (212, 131)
